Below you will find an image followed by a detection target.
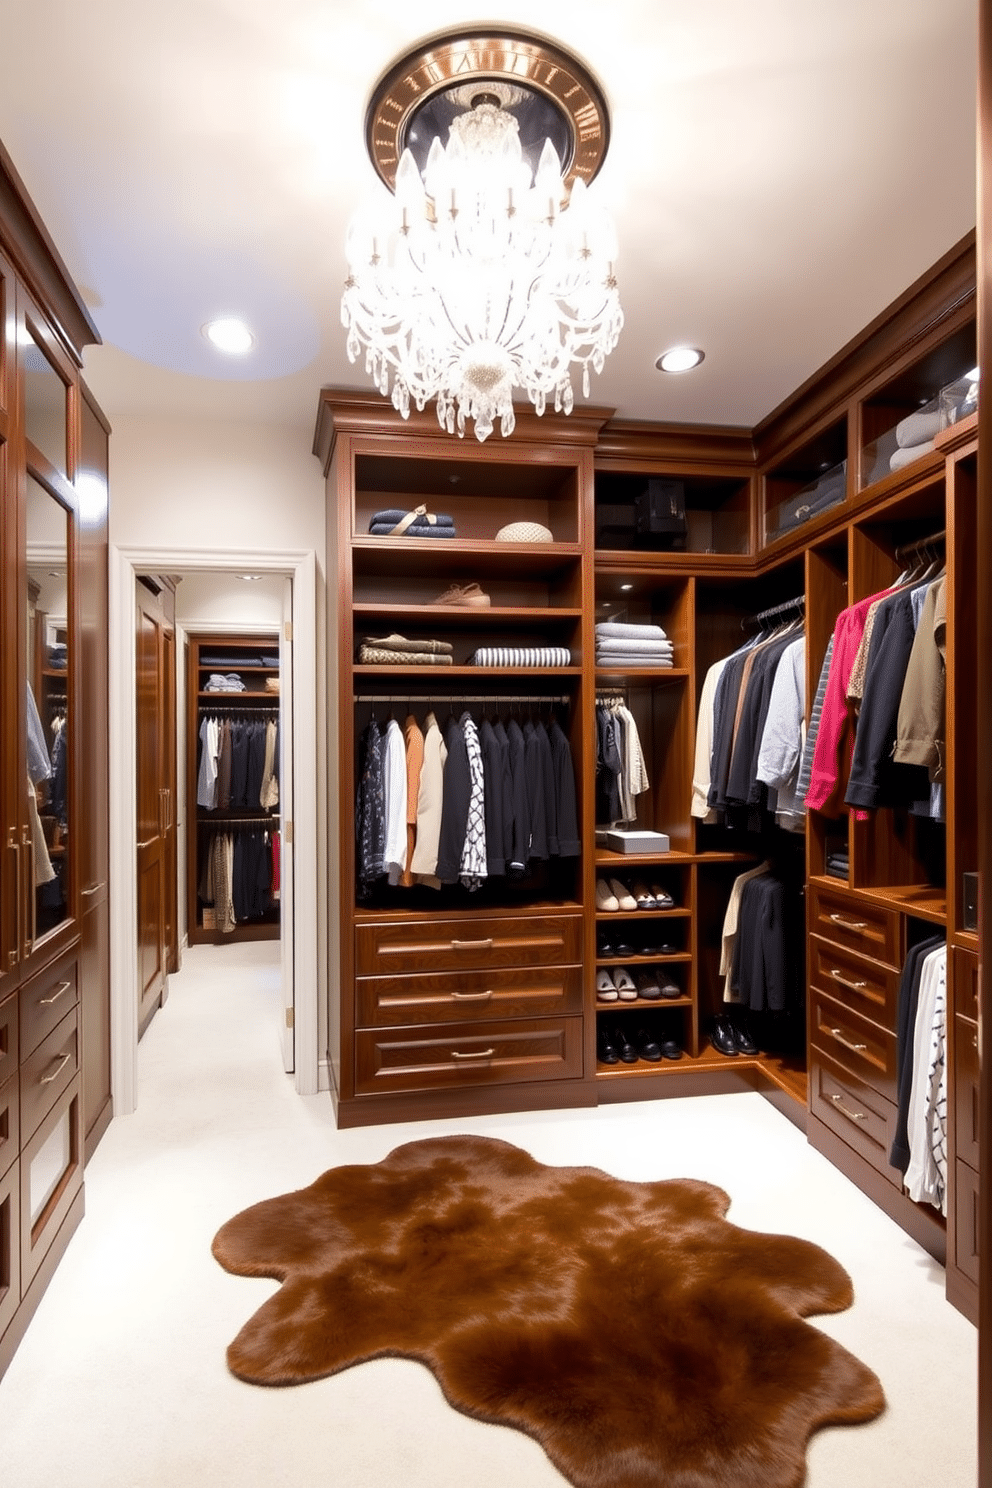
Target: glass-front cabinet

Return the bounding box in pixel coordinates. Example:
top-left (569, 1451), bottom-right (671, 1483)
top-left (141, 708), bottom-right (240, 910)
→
top-left (2, 305), bottom-right (79, 992)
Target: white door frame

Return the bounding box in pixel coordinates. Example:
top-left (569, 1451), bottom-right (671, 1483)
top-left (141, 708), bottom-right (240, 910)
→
top-left (109, 544), bottom-right (319, 1112)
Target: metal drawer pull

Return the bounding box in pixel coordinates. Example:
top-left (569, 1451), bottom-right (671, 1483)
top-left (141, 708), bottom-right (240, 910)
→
top-left (40, 1052), bottom-right (71, 1085)
top-left (830, 968), bottom-right (868, 992)
top-left (451, 1048), bottom-right (496, 1059)
top-left (830, 1027), bottom-right (868, 1053)
top-left (451, 989), bottom-right (493, 1000)
top-left (39, 980), bottom-right (73, 1006)
top-left (828, 913), bottom-right (868, 931)
top-left (136, 838), bottom-right (156, 850)
top-left (449, 938), bottom-right (494, 951)
top-left (82, 882), bottom-right (106, 897)
top-left (831, 1094), bottom-right (866, 1122)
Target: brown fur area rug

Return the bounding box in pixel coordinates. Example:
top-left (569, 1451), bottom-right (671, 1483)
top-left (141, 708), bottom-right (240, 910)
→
top-left (212, 1134), bottom-right (884, 1488)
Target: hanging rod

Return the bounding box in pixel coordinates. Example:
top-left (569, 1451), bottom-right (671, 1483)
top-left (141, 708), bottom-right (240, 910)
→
top-left (354, 693), bottom-right (570, 705)
top-left (743, 593), bottom-right (806, 629)
top-left (894, 528), bottom-right (946, 561)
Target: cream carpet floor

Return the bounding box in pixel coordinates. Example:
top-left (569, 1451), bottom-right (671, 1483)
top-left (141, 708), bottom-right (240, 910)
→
top-left (0, 941), bottom-right (978, 1487)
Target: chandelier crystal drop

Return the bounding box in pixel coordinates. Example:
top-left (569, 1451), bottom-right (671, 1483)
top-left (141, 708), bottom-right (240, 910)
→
top-left (341, 98), bottom-right (623, 442)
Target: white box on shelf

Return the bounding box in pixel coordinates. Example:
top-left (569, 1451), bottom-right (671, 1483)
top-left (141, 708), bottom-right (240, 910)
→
top-left (595, 829), bottom-right (670, 854)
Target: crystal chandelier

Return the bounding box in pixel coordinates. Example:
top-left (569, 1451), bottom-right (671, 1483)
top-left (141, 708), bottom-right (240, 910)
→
top-left (341, 38), bottom-right (623, 442)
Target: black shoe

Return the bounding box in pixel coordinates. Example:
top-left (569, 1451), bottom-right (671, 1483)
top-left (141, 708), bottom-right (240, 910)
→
top-left (611, 1022), bottom-right (640, 1063)
top-left (733, 1021), bottom-right (759, 1056)
top-left (597, 1024), bottom-right (619, 1064)
top-left (634, 1026), bottom-right (663, 1061)
top-left (597, 934), bottom-right (616, 958)
top-left (660, 1037), bottom-right (683, 1060)
top-left (613, 942), bottom-right (636, 958)
top-left (711, 1017), bottom-right (739, 1057)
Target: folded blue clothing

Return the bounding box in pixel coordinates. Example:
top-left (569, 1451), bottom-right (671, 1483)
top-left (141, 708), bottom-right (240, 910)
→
top-left (370, 508), bottom-right (455, 528)
top-left (368, 523), bottom-right (456, 537)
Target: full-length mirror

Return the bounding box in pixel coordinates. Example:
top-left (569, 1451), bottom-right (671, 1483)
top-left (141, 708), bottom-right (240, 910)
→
top-left (25, 473), bottom-right (70, 942)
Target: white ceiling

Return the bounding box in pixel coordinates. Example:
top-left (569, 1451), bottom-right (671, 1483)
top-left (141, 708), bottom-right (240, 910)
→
top-left (1, 1), bottom-right (978, 436)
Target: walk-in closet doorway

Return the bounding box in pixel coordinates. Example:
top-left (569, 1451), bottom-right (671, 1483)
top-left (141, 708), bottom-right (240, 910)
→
top-left (109, 546), bottom-right (319, 1117)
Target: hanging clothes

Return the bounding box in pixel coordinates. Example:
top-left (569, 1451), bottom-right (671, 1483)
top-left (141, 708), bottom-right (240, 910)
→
top-left (889, 938), bottom-right (948, 1215)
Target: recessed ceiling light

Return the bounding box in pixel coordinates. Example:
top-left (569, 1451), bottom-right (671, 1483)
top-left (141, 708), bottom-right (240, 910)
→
top-left (203, 318), bottom-right (254, 354)
top-left (237, 573), bottom-right (263, 582)
top-left (619, 583), bottom-right (634, 591)
top-left (656, 346), bottom-right (704, 373)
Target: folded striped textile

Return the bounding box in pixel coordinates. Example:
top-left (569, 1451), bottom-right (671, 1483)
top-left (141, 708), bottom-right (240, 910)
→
top-left (358, 644), bottom-right (453, 665)
top-left (368, 523), bottom-right (456, 537)
top-left (596, 635), bottom-right (674, 655)
top-left (371, 508), bottom-right (455, 528)
top-left (594, 621), bottom-right (669, 642)
top-left (470, 646), bottom-right (571, 667)
top-left (361, 634), bottom-right (453, 655)
top-left (596, 653), bottom-right (674, 668)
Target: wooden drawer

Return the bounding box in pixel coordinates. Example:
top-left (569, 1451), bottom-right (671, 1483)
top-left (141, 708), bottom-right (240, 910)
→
top-left (0, 1159), bottom-right (20, 1343)
top-left (354, 1016), bottom-right (583, 1096)
top-left (0, 993), bottom-right (17, 1089)
top-left (810, 1052), bottom-right (899, 1185)
top-left (809, 934), bottom-right (899, 1032)
top-left (20, 1073), bottom-right (82, 1291)
top-left (20, 953), bottom-right (79, 1060)
top-left (953, 1014), bottom-right (980, 1169)
top-left (356, 964), bottom-right (582, 1029)
top-left (356, 914), bottom-right (582, 975)
top-left (20, 1009), bottom-right (79, 1143)
top-left (810, 987), bottom-right (897, 1097)
top-left (952, 1159), bottom-right (980, 1287)
top-left (809, 884), bottom-right (901, 967)
top-left (953, 945), bottom-right (979, 1019)
top-left (0, 1072), bottom-right (18, 1184)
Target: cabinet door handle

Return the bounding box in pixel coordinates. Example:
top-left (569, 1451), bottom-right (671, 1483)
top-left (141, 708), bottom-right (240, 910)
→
top-left (830, 968), bottom-right (868, 992)
top-left (451, 1047), bottom-right (495, 1059)
top-left (82, 882), bottom-right (106, 897)
top-left (40, 1051), bottom-right (71, 1085)
top-left (831, 1094), bottom-right (866, 1122)
top-left (8, 832), bottom-right (22, 968)
top-left (20, 828), bottom-right (33, 957)
top-left (39, 979), bottom-right (73, 1006)
top-left (829, 1027), bottom-right (868, 1054)
top-left (828, 913), bottom-right (868, 932)
top-left (451, 989), bottom-right (493, 1000)
top-left (449, 938), bottom-right (494, 951)
top-left (136, 838), bottom-right (155, 850)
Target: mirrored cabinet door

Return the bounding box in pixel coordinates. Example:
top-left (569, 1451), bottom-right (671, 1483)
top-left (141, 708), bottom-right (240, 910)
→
top-left (25, 474), bottom-right (72, 947)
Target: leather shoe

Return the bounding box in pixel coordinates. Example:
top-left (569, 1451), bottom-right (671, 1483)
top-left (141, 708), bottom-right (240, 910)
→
top-left (634, 1026), bottom-right (663, 1062)
top-left (658, 977), bottom-right (681, 999)
top-left (634, 968), bottom-right (662, 1000)
top-left (611, 1022), bottom-right (640, 1063)
top-left (597, 1025), bottom-right (620, 1064)
top-left (711, 1016), bottom-right (739, 1057)
top-left (595, 969), bottom-right (619, 1002)
top-left (596, 878), bottom-right (619, 912)
top-left (734, 1021), bottom-right (759, 1055)
top-left (611, 967), bottom-right (638, 1001)
top-left (660, 1037), bottom-right (683, 1060)
top-left (649, 884), bottom-right (675, 909)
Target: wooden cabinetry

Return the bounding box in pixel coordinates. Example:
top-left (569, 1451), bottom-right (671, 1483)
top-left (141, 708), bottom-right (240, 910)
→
top-left (0, 141), bottom-right (109, 1377)
top-left (315, 234), bottom-right (978, 1320)
top-left (185, 634), bottom-right (281, 945)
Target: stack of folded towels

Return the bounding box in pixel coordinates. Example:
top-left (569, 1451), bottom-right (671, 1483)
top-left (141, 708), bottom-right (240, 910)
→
top-left (358, 634), bottom-right (454, 665)
top-left (888, 406), bottom-right (942, 472)
top-left (368, 504), bottom-right (456, 538)
top-left (204, 672), bottom-right (247, 692)
top-left (469, 646), bottom-right (571, 667)
top-left (595, 621), bottom-right (674, 668)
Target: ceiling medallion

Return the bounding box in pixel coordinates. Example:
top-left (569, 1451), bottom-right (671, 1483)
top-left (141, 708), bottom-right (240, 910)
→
top-left (341, 27), bottom-right (623, 442)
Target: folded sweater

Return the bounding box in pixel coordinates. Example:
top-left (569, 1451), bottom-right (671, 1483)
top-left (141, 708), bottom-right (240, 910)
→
top-left (369, 523), bottom-right (456, 537)
top-left (596, 636), bottom-right (674, 655)
top-left (594, 621), bottom-right (669, 642)
top-left (470, 647), bottom-right (571, 667)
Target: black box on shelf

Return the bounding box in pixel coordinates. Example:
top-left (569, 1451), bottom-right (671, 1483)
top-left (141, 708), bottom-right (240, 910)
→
top-left (634, 478), bottom-right (687, 549)
top-left (963, 871), bottom-right (978, 931)
top-left (595, 502), bottom-right (636, 549)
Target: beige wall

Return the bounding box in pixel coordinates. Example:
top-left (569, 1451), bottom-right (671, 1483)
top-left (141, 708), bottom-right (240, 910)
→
top-left (104, 407), bottom-right (330, 1080)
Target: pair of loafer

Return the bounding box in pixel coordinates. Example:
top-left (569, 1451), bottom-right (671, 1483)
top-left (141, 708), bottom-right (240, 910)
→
top-left (630, 881), bottom-right (675, 911)
top-left (597, 933), bottom-right (635, 958)
top-left (711, 1016), bottom-right (759, 1057)
top-left (596, 967), bottom-right (637, 1002)
top-left (596, 878), bottom-right (638, 912)
top-left (632, 969), bottom-right (681, 1000)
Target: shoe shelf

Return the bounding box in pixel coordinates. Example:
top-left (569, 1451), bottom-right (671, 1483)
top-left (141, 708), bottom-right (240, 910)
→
top-left (594, 850), bottom-right (753, 866)
top-left (351, 538), bottom-right (582, 582)
top-left (354, 665), bottom-right (584, 680)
